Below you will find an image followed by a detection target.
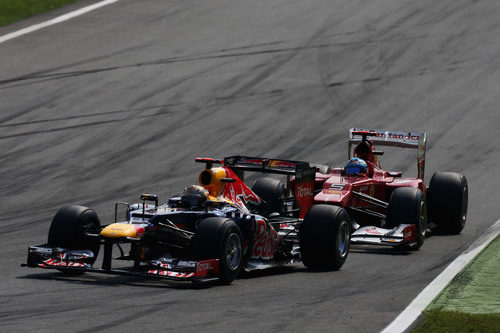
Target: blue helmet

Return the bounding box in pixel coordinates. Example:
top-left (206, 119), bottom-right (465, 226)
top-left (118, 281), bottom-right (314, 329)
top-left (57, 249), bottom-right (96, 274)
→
top-left (345, 158), bottom-right (368, 175)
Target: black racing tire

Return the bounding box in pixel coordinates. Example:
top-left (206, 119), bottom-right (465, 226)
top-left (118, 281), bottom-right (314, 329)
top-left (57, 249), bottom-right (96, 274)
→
top-left (386, 188), bottom-right (426, 251)
top-left (193, 217), bottom-right (243, 284)
top-left (312, 164), bottom-right (332, 174)
top-left (48, 205), bottom-right (101, 274)
top-left (251, 177), bottom-right (286, 216)
top-left (299, 205), bottom-right (351, 270)
top-left (428, 172), bottom-right (468, 235)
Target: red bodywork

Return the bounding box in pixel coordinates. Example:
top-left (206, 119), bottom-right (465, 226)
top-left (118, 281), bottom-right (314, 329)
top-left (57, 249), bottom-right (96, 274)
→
top-left (220, 166), bottom-right (262, 209)
top-left (314, 162), bottom-right (425, 209)
top-left (312, 128), bottom-right (427, 212)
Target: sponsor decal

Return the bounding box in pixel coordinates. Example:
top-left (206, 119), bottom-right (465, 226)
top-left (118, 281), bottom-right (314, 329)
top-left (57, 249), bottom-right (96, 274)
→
top-left (324, 189), bottom-right (342, 194)
top-left (353, 129), bottom-right (419, 141)
top-left (152, 262), bottom-right (172, 269)
top-left (240, 158), bottom-right (264, 165)
top-left (147, 270), bottom-right (195, 278)
top-left (221, 167), bottom-right (260, 213)
top-left (279, 223), bottom-right (295, 230)
top-left (387, 132), bottom-right (419, 140)
top-left (296, 185), bottom-right (313, 198)
top-left (43, 258), bottom-right (85, 267)
top-left (296, 167), bottom-right (315, 180)
top-left (251, 219), bottom-right (279, 260)
top-left (35, 247), bottom-right (53, 254)
top-left (403, 225), bottom-right (418, 243)
top-left (133, 225), bottom-right (145, 237)
top-left (295, 180), bottom-right (314, 218)
top-left (365, 227), bottom-right (382, 235)
top-left (269, 160), bottom-right (296, 168)
top-left (330, 184), bottom-right (346, 191)
top-left (225, 157), bottom-right (236, 165)
top-left (195, 260), bottom-right (219, 277)
top-left (196, 262), bottom-right (211, 274)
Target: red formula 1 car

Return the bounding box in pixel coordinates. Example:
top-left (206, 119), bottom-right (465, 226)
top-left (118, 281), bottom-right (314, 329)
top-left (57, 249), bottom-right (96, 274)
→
top-left (310, 128), bottom-right (468, 250)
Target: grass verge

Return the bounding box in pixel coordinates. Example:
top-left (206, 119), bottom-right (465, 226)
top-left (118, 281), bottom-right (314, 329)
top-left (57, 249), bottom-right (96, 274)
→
top-left (414, 310), bottom-right (500, 333)
top-left (0, 0), bottom-right (80, 26)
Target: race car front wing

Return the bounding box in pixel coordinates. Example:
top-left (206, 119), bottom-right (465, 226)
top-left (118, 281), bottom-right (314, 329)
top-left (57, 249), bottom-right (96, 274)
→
top-left (23, 244), bottom-right (220, 283)
top-left (350, 224), bottom-right (418, 247)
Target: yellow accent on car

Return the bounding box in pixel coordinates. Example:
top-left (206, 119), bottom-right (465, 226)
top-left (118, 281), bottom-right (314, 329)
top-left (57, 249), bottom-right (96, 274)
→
top-left (199, 167), bottom-right (227, 196)
top-left (207, 195), bottom-right (234, 205)
top-left (100, 223), bottom-right (138, 238)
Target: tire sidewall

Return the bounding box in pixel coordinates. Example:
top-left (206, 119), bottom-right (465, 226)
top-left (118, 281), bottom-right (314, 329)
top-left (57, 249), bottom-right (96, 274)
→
top-left (48, 205), bottom-right (101, 261)
top-left (194, 217), bottom-right (243, 284)
top-left (251, 178), bottom-right (286, 216)
top-left (300, 205), bottom-right (351, 270)
top-left (387, 188), bottom-right (426, 250)
top-left (428, 172), bottom-right (468, 234)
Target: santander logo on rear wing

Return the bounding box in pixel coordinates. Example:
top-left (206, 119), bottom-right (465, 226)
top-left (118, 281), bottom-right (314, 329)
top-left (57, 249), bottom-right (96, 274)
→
top-left (348, 128), bottom-right (428, 181)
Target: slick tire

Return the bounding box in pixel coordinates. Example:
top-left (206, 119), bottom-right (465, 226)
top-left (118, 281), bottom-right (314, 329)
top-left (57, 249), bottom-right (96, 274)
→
top-left (48, 205), bottom-right (101, 273)
top-left (428, 172), bottom-right (468, 235)
top-left (194, 217), bottom-right (243, 285)
top-left (386, 188), bottom-right (426, 251)
top-left (251, 177), bottom-right (286, 216)
top-left (299, 205), bottom-right (350, 270)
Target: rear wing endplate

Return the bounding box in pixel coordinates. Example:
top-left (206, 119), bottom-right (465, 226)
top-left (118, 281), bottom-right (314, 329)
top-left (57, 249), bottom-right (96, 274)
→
top-left (348, 128), bottom-right (427, 180)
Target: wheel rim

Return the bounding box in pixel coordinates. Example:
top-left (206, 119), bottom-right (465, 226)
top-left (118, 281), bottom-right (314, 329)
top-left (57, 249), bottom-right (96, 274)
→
top-left (225, 233), bottom-right (241, 271)
top-left (337, 221), bottom-right (350, 258)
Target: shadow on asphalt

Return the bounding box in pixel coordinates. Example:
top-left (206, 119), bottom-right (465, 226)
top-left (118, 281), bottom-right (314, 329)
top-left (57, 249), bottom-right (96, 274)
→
top-left (18, 244), bottom-right (418, 288)
top-left (349, 245), bottom-right (412, 255)
top-left (239, 265), bottom-right (304, 279)
top-left (19, 263), bottom-right (313, 288)
top-left (17, 271), bottom-right (215, 290)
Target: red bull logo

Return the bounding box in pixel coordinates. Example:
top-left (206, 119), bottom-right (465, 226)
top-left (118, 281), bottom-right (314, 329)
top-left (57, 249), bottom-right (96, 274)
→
top-left (252, 219), bottom-right (279, 260)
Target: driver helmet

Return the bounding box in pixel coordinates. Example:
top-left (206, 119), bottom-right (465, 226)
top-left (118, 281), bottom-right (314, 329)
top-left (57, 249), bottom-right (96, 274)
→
top-left (180, 185), bottom-right (209, 209)
top-left (345, 158), bottom-right (368, 176)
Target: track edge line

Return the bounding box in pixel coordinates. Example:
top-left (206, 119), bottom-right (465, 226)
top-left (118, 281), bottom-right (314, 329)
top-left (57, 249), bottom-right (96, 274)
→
top-left (0, 0), bottom-right (121, 45)
top-left (380, 219), bottom-right (500, 333)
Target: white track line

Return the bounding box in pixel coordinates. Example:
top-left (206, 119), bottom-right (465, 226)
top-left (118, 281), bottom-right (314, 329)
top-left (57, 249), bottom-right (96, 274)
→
top-left (381, 219), bottom-right (500, 333)
top-left (0, 0), bottom-right (120, 45)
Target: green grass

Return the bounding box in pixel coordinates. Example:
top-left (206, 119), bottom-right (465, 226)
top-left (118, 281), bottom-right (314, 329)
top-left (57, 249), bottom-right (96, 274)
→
top-left (413, 310), bottom-right (500, 333)
top-left (428, 236), bottom-right (500, 315)
top-left (0, 0), bottom-right (80, 26)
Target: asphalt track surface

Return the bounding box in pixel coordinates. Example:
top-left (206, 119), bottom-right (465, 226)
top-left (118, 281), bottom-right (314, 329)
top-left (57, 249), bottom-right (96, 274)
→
top-left (1, 0), bottom-right (500, 332)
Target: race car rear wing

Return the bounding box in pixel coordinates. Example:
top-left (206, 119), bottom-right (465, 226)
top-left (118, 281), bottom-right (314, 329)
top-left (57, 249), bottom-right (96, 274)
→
top-left (222, 156), bottom-right (311, 174)
top-left (195, 156), bottom-right (316, 218)
top-left (348, 128), bottom-right (427, 180)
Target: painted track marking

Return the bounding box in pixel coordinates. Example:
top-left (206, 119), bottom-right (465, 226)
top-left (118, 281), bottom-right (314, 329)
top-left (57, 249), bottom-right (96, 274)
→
top-left (0, 0), bottom-right (120, 45)
top-left (381, 220), bottom-right (500, 333)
